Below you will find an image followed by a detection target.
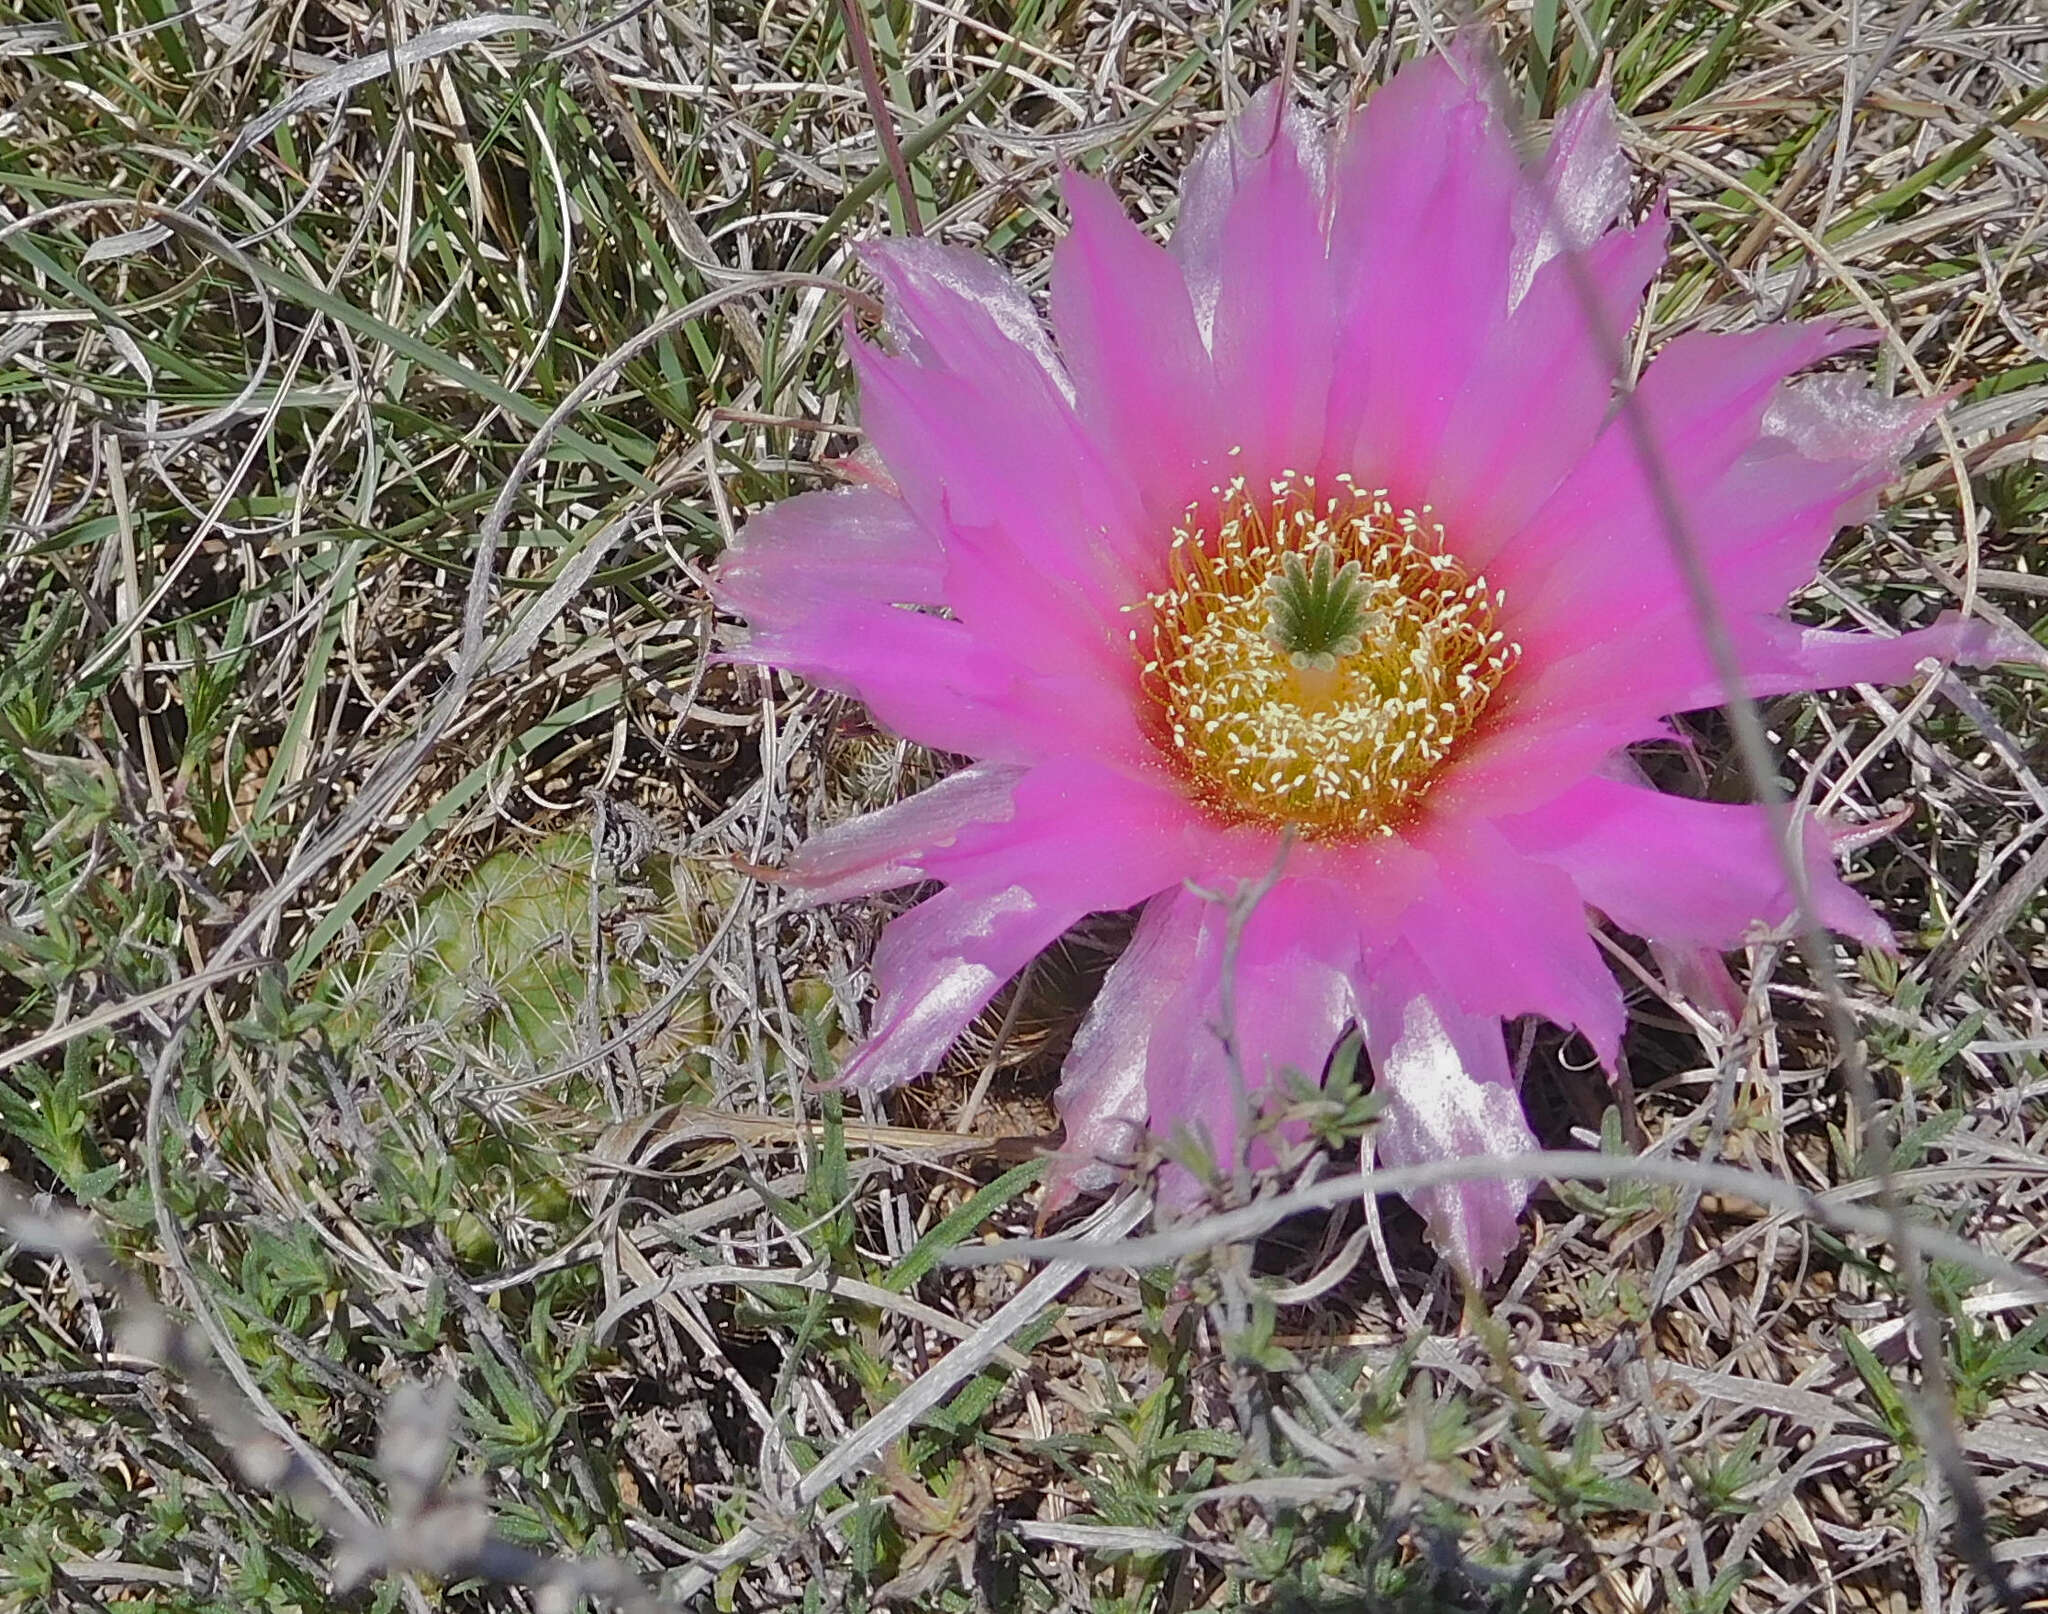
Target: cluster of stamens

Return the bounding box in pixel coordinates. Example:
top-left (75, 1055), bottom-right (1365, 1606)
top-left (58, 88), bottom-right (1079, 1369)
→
top-left (1132, 466), bottom-right (1519, 837)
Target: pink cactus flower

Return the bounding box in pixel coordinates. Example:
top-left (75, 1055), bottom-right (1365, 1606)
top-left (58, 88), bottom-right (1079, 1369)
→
top-left (715, 52), bottom-right (2040, 1276)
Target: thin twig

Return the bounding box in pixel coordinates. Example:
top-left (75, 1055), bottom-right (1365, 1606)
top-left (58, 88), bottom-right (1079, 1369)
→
top-left (839, 0), bottom-right (923, 237)
top-left (942, 1149), bottom-right (2048, 1300)
top-left (0, 1181), bottom-right (672, 1613)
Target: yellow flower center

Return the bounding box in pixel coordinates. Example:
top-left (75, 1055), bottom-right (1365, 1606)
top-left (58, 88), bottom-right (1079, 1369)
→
top-left (1132, 468), bottom-right (1519, 838)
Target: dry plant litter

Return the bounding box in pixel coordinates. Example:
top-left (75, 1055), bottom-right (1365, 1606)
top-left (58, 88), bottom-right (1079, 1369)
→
top-left (3, 0), bottom-right (2048, 1609)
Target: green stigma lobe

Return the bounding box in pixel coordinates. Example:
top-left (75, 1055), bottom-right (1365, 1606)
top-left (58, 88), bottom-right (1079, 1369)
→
top-left (1263, 545), bottom-right (1372, 670)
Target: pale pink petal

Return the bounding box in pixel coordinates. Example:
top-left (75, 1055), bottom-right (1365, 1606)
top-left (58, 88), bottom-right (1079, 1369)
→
top-left (1053, 872), bottom-right (1381, 1211)
top-left (1426, 207), bottom-right (1666, 563)
top-left (916, 755), bottom-right (1263, 897)
top-left (1519, 370), bottom-right (1928, 639)
top-left (779, 763), bottom-right (1023, 904)
top-left (1399, 822), bottom-right (1625, 1065)
top-left (1146, 878), bottom-right (1362, 1199)
top-left (1652, 942), bottom-right (1748, 1023)
top-left (852, 344), bottom-right (1145, 651)
top-left (1753, 612), bottom-right (2048, 696)
top-left (1052, 173), bottom-right (1224, 531)
top-left (1764, 372), bottom-right (1942, 464)
top-left (1423, 708), bottom-right (1674, 826)
top-left (819, 443), bottom-right (899, 494)
top-left (1699, 401), bottom-right (1919, 602)
top-left (1125, 891), bottom-right (1228, 1207)
top-left (730, 602), bottom-right (1141, 765)
top-left (1502, 776), bottom-right (1890, 951)
top-left (1510, 80), bottom-right (1635, 306)
top-left (1173, 84), bottom-right (1329, 349)
top-left (1045, 891), bottom-right (1203, 1209)
top-left (1486, 440), bottom-right (1891, 739)
top-left (715, 488), bottom-right (943, 633)
top-left (864, 236), bottom-right (1069, 392)
top-left (839, 764), bottom-right (1245, 1093)
top-left (1362, 951), bottom-right (1536, 1280)
top-left (1463, 332), bottom-right (1942, 771)
top-left (1492, 322), bottom-right (1875, 615)
top-left (1323, 52), bottom-right (1521, 499)
top-left (1171, 878), bottom-right (1361, 1167)
top-left (1468, 608), bottom-right (2042, 814)
top-left (1579, 607), bottom-right (2048, 719)
top-left (854, 236), bottom-right (1154, 632)
top-left (840, 884), bottom-right (1080, 1092)
top-left (1826, 801), bottom-right (1917, 856)
top-left (1205, 88), bottom-right (1337, 478)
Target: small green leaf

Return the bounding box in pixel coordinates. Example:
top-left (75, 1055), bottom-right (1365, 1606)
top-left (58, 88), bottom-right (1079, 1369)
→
top-left (883, 1157), bottom-right (1045, 1294)
top-left (1840, 1328), bottom-right (1916, 1446)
